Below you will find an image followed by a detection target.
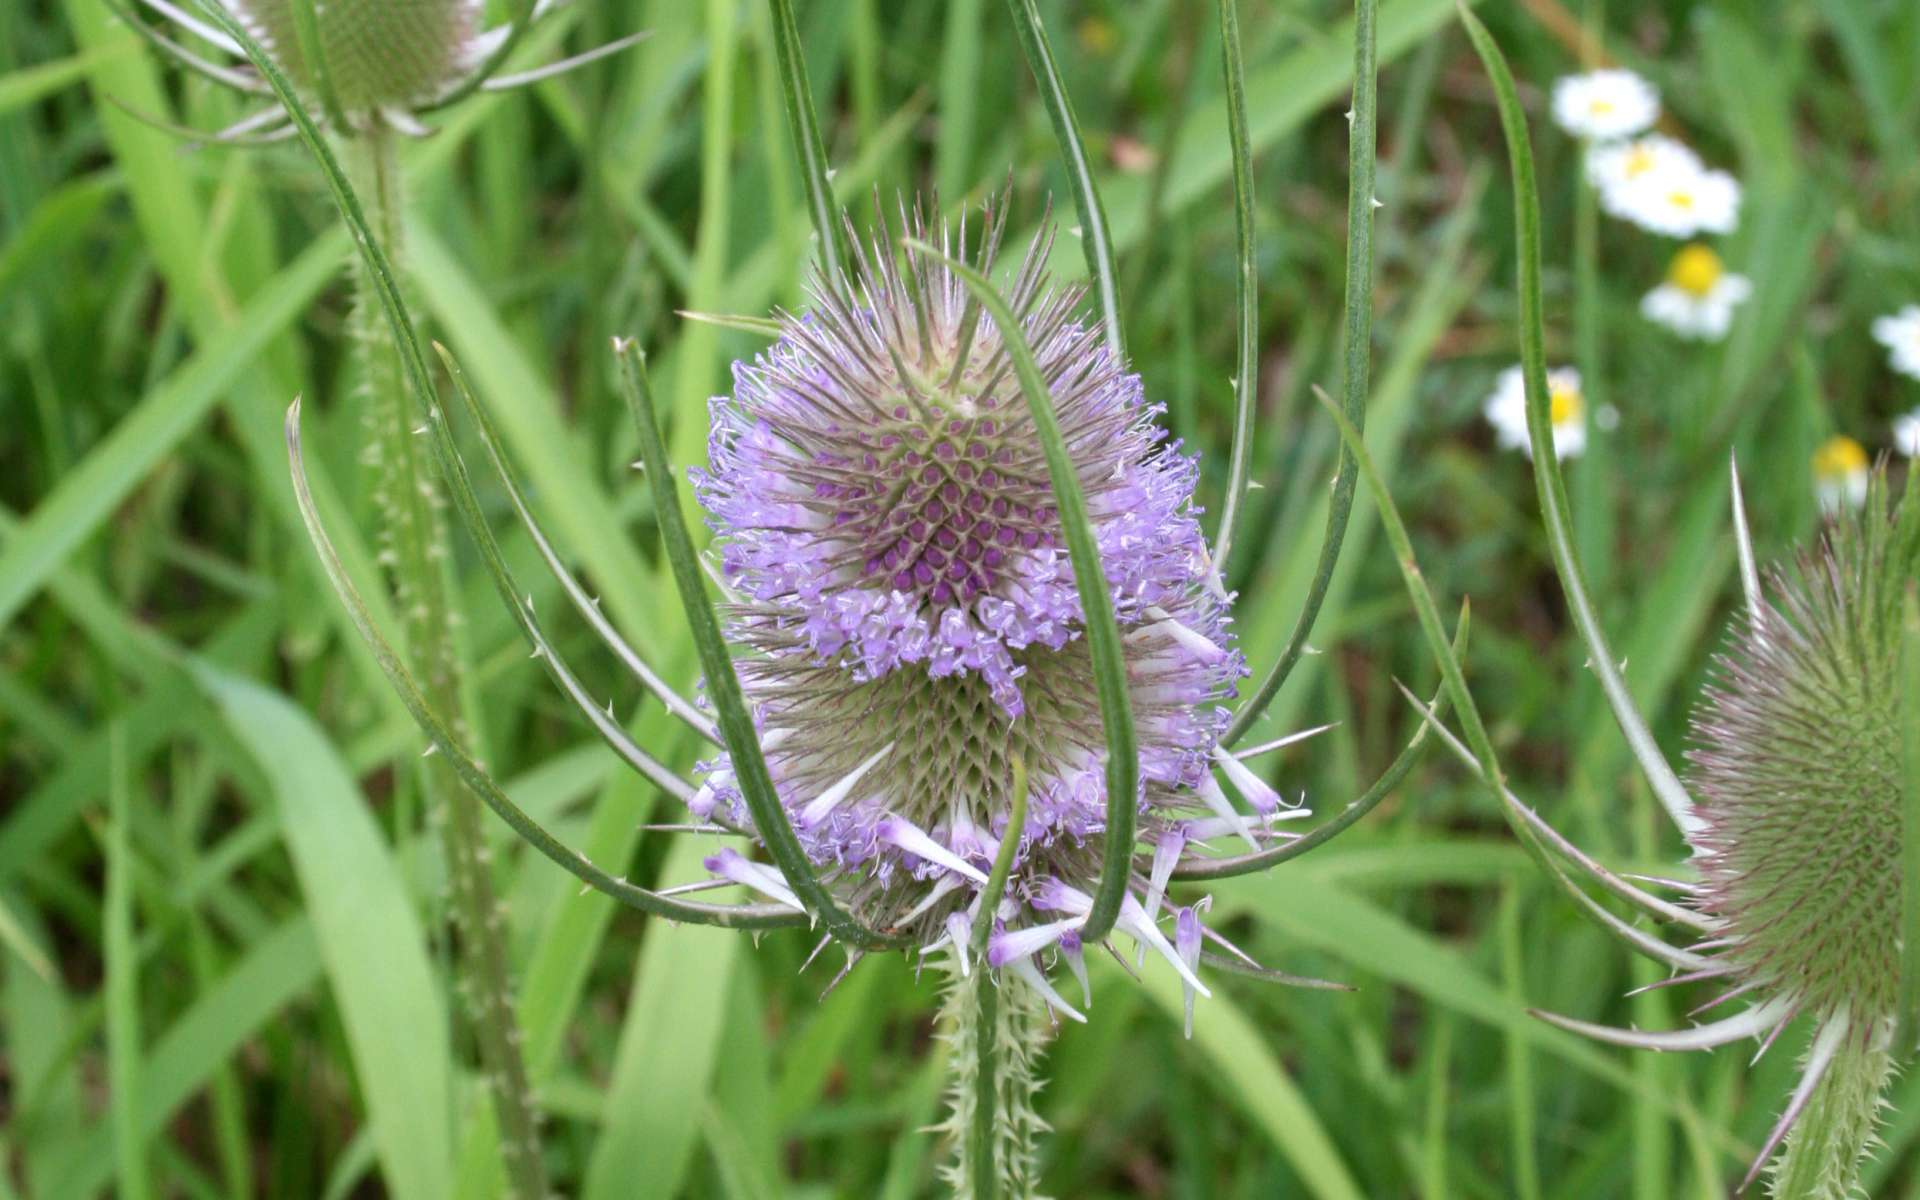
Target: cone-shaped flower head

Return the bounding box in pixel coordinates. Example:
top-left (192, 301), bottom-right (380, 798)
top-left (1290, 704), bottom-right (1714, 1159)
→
top-left (1688, 481), bottom-right (1912, 1028)
top-left (228, 0), bottom-right (486, 113)
top-left (1680, 474), bottom-right (1917, 1194)
top-left (690, 199), bottom-right (1250, 976)
top-left (129, 0), bottom-right (632, 138)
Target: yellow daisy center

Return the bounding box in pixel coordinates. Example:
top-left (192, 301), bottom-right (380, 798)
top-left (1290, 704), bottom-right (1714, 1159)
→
top-left (1812, 436), bottom-right (1868, 482)
top-left (1666, 244), bottom-right (1724, 298)
top-left (1624, 144), bottom-right (1656, 178)
top-left (1589, 97), bottom-right (1615, 116)
top-left (1550, 383), bottom-right (1584, 428)
top-left (1667, 188), bottom-right (1696, 210)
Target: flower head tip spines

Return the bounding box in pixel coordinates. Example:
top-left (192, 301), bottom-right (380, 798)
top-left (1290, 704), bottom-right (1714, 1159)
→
top-left (1483, 365), bottom-right (1587, 460)
top-left (1642, 243), bottom-right (1752, 341)
top-left (1872, 305), bottom-right (1920, 382)
top-left (691, 196), bottom-right (1259, 1013)
top-left (1551, 68), bottom-right (1659, 141)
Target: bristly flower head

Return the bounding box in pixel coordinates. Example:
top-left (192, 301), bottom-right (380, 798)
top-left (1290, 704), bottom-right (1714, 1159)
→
top-left (689, 196), bottom-right (1270, 1012)
top-left (1679, 472), bottom-right (1916, 1195)
top-left (1522, 469), bottom-right (1918, 1197)
top-left (227, 0), bottom-right (488, 114)
top-left (123, 0), bottom-right (639, 138)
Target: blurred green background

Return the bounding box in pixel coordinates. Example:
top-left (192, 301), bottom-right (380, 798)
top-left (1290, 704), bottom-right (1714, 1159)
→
top-left (4, 0), bottom-right (1920, 1196)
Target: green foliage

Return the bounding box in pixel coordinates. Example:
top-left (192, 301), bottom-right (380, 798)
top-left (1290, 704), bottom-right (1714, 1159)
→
top-left (7, 1), bottom-right (1920, 1196)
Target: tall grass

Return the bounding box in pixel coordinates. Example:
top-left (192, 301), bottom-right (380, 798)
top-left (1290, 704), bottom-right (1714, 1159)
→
top-left (4, 1), bottom-right (1920, 1195)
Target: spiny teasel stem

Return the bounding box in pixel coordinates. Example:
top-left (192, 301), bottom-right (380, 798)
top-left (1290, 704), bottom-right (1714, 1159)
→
top-left (1769, 1027), bottom-right (1893, 1200)
top-left (354, 128), bottom-right (548, 1199)
top-left (939, 970), bottom-right (1052, 1200)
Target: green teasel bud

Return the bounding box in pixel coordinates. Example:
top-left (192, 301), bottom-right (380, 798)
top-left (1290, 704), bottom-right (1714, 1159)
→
top-left (229, 0), bottom-right (483, 115)
top-left (1684, 469), bottom-right (1916, 1195)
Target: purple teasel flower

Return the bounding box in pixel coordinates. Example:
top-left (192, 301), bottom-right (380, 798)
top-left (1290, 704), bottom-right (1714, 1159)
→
top-left (1410, 463), bottom-right (1915, 1196)
top-left (682, 195), bottom-right (1330, 1019)
top-left (106, 0), bottom-right (644, 139)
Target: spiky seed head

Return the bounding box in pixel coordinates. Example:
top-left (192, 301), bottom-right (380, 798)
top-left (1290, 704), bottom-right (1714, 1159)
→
top-left (1686, 472), bottom-right (1917, 1028)
top-left (690, 196), bottom-right (1247, 954)
top-left (229, 0), bottom-right (484, 115)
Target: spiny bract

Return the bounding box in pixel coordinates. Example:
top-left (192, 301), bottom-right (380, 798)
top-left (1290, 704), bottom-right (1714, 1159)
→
top-left (688, 198), bottom-right (1270, 1009)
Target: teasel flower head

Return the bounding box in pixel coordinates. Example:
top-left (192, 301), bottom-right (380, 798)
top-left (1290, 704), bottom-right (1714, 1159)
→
top-left (687, 196), bottom-right (1285, 1016)
top-left (1498, 464), bottom-right (1919, 1198)
top-left (114, 0), bottom-right (642, 138)
top-left (1676, 470), bottom-right (1914, 1195)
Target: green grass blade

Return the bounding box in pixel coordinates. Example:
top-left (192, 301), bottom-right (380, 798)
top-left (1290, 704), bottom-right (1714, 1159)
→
top-left (1455, 2), bottom-right (1701, 838)
top-left (196, 669), bottom-right (453, 1200)
top-left (1004, 0), bottom-right (1124, 359)
top-left (104, 722), bottom-right (149, 1200)
top-left (0, 234), bottom-right (342, 635)
top-left (581, 839), bottom-right (742, 1200)
top-left (971, 756), bottom-right (1029, 952)
top-left (1116, 959), bottom-right (1365, 1200)
top-left (1209, 0), bottom-right (1257, 571)
top-left (902, 238), bottom-right (1138, 944)
top-left (616, 342), bottom-right (905, 950)
top-left (1224, 0), bottom-right (1377, 745)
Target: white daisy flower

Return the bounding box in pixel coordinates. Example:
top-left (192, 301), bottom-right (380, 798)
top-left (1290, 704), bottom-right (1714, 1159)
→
top-left (1812, 436), bottom-right (1869, 514)
top-left (1893, 409), bottom-right (1920, 457)
top-left (1484, 365), bottom-right (1587, 460)
top-left (1871, 305), bottom-right (1920, 381)
top-left (1639, 244), bottom-right (1752, 341)
top-left (1586, 133), bottom-right (1699, 198)
top-left (1552, 69), bottom-right (1659, 140)
top-left (1613, 161), bottom-right (1741, 238)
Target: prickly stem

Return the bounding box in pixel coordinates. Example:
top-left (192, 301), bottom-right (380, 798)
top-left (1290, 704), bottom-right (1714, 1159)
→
top-left (939, 971), bottom-right (1051, 1199)
top-left (353, 127), bottom-right (548, 1198)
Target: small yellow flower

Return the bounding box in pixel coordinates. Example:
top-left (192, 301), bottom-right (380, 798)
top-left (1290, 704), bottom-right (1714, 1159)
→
top-left (1642, 245), bottom-right (1751, 341)
top-left (1666, 244), bottom-right (1724, 298)
top-left (1813, 436), bottom-right (1869, 513)
top-left (1549, 378), bottom-right (1584, 428)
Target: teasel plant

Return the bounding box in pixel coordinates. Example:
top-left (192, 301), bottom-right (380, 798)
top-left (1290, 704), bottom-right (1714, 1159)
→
top-left (1320, 8), bottom-right (1918, 1196)
top-left (212, 0), bottom-right (1413, 1194)
top-left (132, 3), bottom-right (641, 1195)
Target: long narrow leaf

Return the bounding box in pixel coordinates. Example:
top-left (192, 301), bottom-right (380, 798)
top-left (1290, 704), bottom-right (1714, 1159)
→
top-left (1004, 0), bottom-right (1124, 359)
top-left (1225, 0), bottom-right (1378, 744)
top-left (1456, 3), bottom-right (1701, 838)
top-left (767, 0), bottom-right (849, 275)
top-left (1209, 0), bottom-right (1257, 571)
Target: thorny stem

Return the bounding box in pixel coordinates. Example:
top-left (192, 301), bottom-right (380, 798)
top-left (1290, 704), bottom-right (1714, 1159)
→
top-left (357, 129), bottom-right (546, 1199)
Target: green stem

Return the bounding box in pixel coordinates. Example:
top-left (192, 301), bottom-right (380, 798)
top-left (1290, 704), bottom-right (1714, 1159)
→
top-left (356, 131), bottom-right (547, 1200)
top-left (944, 969), bottom-right (1048, 1199)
